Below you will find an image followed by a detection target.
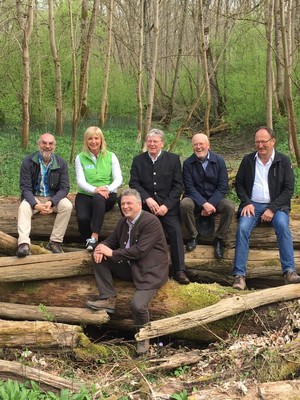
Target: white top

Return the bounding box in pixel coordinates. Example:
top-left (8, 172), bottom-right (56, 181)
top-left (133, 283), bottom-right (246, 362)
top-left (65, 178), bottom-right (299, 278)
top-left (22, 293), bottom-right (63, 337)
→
top-left (75, 152), bottom-right (123, 194)
top-left (251, 149), bottom-right (275, 203)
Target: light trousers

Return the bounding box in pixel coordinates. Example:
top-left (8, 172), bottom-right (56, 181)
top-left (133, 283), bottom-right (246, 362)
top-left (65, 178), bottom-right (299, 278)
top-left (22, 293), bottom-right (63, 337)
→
top-left (17, 197), bottom-right (73, 245)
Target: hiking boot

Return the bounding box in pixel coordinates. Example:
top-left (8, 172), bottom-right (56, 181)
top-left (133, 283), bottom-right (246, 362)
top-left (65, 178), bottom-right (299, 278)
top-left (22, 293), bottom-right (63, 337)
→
top-left (174, 271), bottom-right (190, 285)
top-left (16, 243), bottom-right (30, 257)
top-left (46, 240), bottom-right (63, 254)
top-left (232, 275), bottom-right (246, 290)
top-left (136, 339), bottom-right (150, 355)
top-left (86, 237), bottom-right (97, 252)
top-left (86, 297), bottom-right (116, 313)
top-left (284, 271), bottom-right (300, 284)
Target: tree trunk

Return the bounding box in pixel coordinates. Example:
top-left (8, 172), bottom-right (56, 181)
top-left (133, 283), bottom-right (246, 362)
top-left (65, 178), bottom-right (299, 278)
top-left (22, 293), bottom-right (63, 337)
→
top-left (100, 0), bottom-right (114, 128)
top-left (136, 0), bottom-right (144, 142)
top-left (265, 0), bottom-right (274, 129)
top-left (16, 0), bottom-right (34, 149)
top-left (1, 197), bottom-right (300, 250)
top-left (143, 0), bottom-right (159, 141)
top-left (68, 0), bottom-right (78, 164)
top-left (48, 0), bottom-right (63, 136)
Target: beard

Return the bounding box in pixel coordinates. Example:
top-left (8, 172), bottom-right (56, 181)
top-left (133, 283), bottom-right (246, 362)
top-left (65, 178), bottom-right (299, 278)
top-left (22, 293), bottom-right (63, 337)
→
top-left (40, 150), bottom-right (53, 163)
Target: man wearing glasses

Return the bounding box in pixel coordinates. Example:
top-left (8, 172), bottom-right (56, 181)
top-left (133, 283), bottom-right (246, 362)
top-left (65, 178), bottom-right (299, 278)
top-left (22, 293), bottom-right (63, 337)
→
top-left (232, 126), bottom-right (300, 290)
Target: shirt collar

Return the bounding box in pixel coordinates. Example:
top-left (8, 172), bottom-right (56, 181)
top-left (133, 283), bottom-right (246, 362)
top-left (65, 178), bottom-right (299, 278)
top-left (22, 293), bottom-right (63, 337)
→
top-left (126, 210), bottom-right (142, 227)
top-left (255, 148), bottom-right (275, 163)
top-left (148, 150), bottom-right (162, 163)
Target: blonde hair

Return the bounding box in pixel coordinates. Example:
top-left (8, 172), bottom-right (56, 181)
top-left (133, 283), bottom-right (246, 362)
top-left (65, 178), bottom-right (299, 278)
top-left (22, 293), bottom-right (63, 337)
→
top-left (83, 126), bottom-right (107, 156)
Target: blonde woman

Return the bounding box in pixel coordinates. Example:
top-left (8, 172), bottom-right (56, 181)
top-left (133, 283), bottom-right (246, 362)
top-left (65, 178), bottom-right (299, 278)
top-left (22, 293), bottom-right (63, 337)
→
top-left (75, 126), bottom-right (122, 250)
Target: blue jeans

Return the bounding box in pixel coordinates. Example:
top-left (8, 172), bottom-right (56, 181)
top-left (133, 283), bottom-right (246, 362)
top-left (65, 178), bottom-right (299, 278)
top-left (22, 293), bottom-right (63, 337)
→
top-left (233, 202), bottom-right (294, 276)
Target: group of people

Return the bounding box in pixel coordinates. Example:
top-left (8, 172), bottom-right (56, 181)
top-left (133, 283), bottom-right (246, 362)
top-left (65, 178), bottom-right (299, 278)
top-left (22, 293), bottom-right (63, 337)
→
top-left (15, 125), bottom-right (300, 354)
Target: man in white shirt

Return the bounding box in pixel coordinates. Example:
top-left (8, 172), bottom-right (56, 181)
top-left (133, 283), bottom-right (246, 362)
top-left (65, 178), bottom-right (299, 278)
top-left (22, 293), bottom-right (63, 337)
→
top-left (232, 126), bottom-right (300, 290)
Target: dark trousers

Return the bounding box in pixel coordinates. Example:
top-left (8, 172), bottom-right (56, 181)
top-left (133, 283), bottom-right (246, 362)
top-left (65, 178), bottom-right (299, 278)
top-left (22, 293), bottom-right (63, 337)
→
top-left (75, 192), bottom-right (117, 241)
top-left (92, 258), bottom-right (157, 327)
top-left (180, 197), bottom-right (235, 241)
top-left (157, 213), bottom-right (185, 274)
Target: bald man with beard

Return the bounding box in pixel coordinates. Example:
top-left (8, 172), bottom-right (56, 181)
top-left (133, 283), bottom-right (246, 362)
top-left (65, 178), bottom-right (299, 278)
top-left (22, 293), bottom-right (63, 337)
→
top-left (180, 133), bottom-right (235, 258)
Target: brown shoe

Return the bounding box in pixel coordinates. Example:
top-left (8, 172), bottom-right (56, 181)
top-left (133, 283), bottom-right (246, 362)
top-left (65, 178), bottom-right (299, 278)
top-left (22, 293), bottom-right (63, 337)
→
top-left (174, 271), bottom-right (190, 285)
top-left (136, 339), bottom-right (150, 355)
top-left (16, 243), bottom-right (30, 257)
top-left (86, 297), bottom-right (116, 313)
top-left (232, 275), bottom-right (246, 290)
top-left (284, 271), bottom-right (300, 284)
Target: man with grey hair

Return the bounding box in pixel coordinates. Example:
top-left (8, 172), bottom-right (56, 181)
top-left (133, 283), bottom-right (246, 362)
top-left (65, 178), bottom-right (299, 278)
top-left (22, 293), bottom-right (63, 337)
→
top-left (87, 188), bottom-right (169, 355)
top-left (129, 128), bottom-right (189, 284)
top-left (16, 133), bottom-right (72, 256)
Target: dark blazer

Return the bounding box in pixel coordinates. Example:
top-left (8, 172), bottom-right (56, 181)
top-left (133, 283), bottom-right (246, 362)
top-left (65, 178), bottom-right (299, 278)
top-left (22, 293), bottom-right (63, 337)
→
top-left (183, 151), bottom-right (229, 208)
top-left (129, 151), bottom-right (183, 215)
top-left (20, 151), bottom-right (70, 208)
top-left (235, 150), bottom-right (294, 213)
top-left (101, 210), bottom-right (169, 290)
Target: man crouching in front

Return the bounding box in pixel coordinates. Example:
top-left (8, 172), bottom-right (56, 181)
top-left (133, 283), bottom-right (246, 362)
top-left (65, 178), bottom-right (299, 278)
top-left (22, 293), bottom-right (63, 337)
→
top-left (86, 188), bottom-right (169, 355)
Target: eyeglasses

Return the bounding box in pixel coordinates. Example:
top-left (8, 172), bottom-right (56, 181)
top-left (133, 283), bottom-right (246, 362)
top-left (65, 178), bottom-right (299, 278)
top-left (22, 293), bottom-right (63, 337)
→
top-left (254, 138), bottom-right (273, 145)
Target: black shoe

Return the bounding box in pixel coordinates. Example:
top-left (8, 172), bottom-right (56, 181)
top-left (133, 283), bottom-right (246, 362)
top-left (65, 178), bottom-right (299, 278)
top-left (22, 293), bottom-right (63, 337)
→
top-left (45, 240), bottom-right (64, 254)
top-left (16, 243), bottom-right (30, 257)
top-left (186, 238), bottom-right (197, 252)
top-left (214, 239), bottom-right (224, 259)
top-left (174, 271), bottom-right (190, 285)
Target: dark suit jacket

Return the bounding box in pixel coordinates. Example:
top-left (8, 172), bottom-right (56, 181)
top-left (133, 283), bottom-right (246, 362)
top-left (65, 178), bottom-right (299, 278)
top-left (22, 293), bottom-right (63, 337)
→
top-left (129, 151), bottom-right (183, 215)
top-left (101, 210), bottom-right (169, 290)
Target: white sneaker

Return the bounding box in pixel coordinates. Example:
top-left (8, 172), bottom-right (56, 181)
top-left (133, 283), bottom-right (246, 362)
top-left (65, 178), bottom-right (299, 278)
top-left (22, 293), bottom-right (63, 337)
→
top-left (86, 237), bottom-right (97, 251)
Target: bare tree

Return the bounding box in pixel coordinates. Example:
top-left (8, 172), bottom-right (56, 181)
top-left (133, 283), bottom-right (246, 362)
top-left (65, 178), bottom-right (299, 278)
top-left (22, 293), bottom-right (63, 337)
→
top-left (198, 0), bottom-right (211, 137)
top-left (136, 0), bottom-right (144, 142)
top-left (16, 0), bottom-right (34, 148)
top-left (265, 0), bottom-right (274, 129)
top-left (143, 0), bottom-right (159, 141)
top-left (279, 0), bottom-right (300, 165)
top-left (48, 0), bottom-right (63, 136)
top-left (68, 0), bottom-right (78, 163)
top-left (100, 0), bottom-right (115, 128)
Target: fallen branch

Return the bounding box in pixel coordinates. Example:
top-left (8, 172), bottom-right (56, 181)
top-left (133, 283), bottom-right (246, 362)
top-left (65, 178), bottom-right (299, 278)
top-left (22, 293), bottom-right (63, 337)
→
top-left (0, 302), bottom-right (109, 325)
top-left (136, 284), bottom-right (300, 341)
top-left (0, 359), bottom-right (83, 392)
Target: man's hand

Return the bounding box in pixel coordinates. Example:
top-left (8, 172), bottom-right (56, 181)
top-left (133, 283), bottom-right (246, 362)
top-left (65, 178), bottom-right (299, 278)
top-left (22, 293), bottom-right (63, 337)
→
top-left (145, 198), bottom-right (159, 214)
top-left (93, 243), bottom-right (113, 263)
top-left (240, 204), bottom-right (255, 217)
top-left (94, 186), bottom-right (109, 199)
top-left (34, 201), bottom-right (53, 215)
top-left (201, 202), bottom-right (216, 216)
top-left (261, 208), bottom-right (274, 223)
top-left (155, 204), bottom-right (168, 216)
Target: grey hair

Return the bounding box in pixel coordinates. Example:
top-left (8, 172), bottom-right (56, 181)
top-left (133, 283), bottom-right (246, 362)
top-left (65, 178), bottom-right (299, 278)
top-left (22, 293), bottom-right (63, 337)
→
top-left (255, 126), bottom-right (275, 138)
top-left (146, 128), bottom-right (165, 142)
top-left (121, 188), bottom-right (142, 202)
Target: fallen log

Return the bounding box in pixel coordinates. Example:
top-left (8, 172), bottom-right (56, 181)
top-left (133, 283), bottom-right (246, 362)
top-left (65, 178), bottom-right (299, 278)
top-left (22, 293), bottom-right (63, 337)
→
top-left (1, 196), bottom-right (300, 249)
top-left (0, 320), bottom-right (83, 349)
top-left (0, 359), bottom-right (83, 393)
top-left (136, 284), bottom-right (300, 341)
top-left (0, 245), bottom-right (299, 290)
top-left (0, 277), bottom-right (297, 342)
top-left (0, 302), bottom-right (109, 325)
top-left (0, 251), bottom-right (92, 281)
